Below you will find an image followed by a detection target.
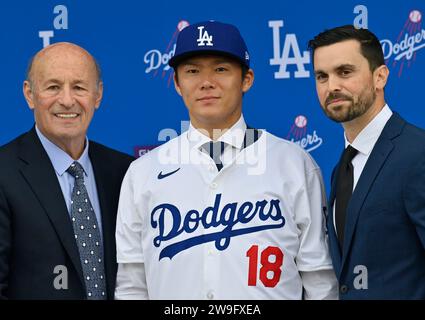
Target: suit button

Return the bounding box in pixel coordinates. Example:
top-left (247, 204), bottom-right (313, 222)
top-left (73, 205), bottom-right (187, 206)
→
top-left (340, 285), bottom-right (349, 294)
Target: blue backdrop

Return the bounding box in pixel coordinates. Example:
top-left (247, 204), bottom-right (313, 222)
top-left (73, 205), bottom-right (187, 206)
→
top-left (1, 0), bottom-right (424, 193)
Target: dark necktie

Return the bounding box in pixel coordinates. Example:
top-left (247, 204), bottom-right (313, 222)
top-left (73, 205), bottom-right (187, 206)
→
top-left (67, 161), bottom-right (107, 300)
top-left (202, 141), bottom-right (226, 171)
top-left (335, 145), bottom-right (358, 249)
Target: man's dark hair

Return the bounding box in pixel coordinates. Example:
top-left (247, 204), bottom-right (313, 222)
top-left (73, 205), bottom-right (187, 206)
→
top-left (308, 25), bottom-right (385, 72)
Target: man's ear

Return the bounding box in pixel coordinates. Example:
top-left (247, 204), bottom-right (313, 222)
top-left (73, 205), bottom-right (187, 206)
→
top-left (374, 65), bottom-right (389, 91)
top-left (94, 81), bottom-right (103, 110)
top-left (242, 69), bottom-right (254, 93)
top-left (23, 80), bottom-right (35, 110)
top-left (173, 71), bottom-right (182, 97)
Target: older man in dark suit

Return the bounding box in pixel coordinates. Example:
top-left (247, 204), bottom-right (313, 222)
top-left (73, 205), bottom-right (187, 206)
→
top-left (0, 42), bottom-right (133, 299)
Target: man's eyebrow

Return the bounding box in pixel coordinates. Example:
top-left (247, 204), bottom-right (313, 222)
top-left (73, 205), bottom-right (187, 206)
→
top-left (42, 78), bottom-right (89, 84)
top-left (314, 64), bottom-right (356, 75)
top-left (180, 58), bottom-right (235, 67)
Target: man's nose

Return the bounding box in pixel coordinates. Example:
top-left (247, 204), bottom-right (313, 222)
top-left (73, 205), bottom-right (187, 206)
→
top-left (327, 75), bottom-right (343, 93)
top-left (58, 86), bottom-right (75, 108)
top-left (200, 72), bottom-right (216, 90)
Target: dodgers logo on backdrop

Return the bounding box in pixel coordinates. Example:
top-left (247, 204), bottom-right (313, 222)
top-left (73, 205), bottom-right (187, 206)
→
top-left (286, 115), bottom-right (323, 152)
top-left (143, 20), bottom-right (189, 87)
top-left (381, 9), bottom-right (424, 77)
top-left (269, 20), bottom-right (310, 79)
top-left (150, 193), bottom-right (286, 260)
top-left (197, 26), bottom-right (213, 46)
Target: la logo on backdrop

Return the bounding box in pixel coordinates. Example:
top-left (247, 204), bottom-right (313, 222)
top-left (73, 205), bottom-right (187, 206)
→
top-left (143, 20), bottom-right (190, 87)
top-left (381, 9), bottom-right (424, 77)
top-left (286, 115), bottom-right (323, 153)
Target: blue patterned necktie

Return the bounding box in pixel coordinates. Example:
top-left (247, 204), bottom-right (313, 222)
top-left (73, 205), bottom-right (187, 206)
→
top-left (202, 141), bottom-right (227, 171)
top-left (67, 161), bottom-right (107, 300)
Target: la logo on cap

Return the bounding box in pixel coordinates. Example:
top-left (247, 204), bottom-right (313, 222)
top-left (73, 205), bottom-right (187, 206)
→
top-left (197, 26), bottom-right (213, 47)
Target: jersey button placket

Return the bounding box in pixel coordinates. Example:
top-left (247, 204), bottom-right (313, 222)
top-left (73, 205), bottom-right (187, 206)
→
top-left (203, 243), bottom-right (217, 299)
top-left (203, 228), bottom-right (218, 299)
top-left (204, 180), bottom-right (220, 299)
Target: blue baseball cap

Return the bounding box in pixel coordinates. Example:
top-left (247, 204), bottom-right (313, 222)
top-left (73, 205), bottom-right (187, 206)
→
top-left (169, 20), bottom-right (250, 69)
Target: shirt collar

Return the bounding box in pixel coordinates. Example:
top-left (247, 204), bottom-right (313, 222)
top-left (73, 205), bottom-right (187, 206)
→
top-left (187, 115), bottom-right (247, 150)
top-left (35, 125), bottom-right (91, 177)
top-left (344, 104), bottom-right (393, 155)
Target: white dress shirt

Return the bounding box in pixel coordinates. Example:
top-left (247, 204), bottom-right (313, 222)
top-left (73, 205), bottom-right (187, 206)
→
top-left (188, 115), bottom-right (247, 168)
top-left (333, 104), bottom-right (393, 230)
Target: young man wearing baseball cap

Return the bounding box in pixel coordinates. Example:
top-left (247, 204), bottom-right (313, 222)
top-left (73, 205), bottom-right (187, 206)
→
top-left (114, 20), bottom-right (337, 300)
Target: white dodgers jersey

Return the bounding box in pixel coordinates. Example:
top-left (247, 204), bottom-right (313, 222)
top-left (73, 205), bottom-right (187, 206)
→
top-left (116, 126), bottom-right (333, 299)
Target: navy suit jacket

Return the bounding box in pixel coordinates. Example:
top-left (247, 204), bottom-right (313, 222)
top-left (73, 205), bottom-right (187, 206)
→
top-left (0, 128), bottom-right (134, 299)
top-left (328, 113), bottom-right (425, 299)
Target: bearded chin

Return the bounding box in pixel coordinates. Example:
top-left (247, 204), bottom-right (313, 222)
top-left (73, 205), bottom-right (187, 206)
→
top-left (323, 89), bottom-right (376, 123)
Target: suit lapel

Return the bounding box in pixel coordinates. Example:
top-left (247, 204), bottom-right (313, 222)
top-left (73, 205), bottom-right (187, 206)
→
top-left (18, 128), bottom-right (85, 285)
top-left (340, 113), bottom-right (404, 271)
